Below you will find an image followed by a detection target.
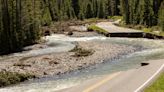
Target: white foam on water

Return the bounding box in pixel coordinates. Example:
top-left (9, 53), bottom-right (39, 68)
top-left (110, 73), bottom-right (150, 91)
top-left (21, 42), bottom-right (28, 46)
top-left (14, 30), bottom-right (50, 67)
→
top-left (1, 34), bottom-right (164, 92)
top-left (45, 34), bottom-right (107, 42)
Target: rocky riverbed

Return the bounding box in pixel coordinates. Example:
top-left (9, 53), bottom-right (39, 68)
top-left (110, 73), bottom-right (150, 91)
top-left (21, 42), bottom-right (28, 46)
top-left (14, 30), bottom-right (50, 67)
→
top-left (0, 39), bottom-right (138, 78)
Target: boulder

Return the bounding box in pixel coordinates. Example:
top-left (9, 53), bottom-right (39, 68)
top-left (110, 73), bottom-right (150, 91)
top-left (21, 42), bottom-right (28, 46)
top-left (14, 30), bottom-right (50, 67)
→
top-left (67, 31), bottom-right (73, 36)
top-left (141, 63), bottom-right (149, 66)
top-left (44, 30), bottom-right (51, 36)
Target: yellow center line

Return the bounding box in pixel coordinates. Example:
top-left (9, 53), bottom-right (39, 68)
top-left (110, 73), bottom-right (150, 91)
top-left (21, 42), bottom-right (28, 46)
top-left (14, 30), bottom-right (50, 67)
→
top-left (83, 72), bottom-right (121, 92)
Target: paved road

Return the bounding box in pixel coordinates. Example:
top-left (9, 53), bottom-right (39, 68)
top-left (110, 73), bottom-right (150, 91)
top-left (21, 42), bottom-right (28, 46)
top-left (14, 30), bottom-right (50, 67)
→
top-left (96, 21), bottom-right (142, 33)
top-left (57, 59), bottom-right (164, 92)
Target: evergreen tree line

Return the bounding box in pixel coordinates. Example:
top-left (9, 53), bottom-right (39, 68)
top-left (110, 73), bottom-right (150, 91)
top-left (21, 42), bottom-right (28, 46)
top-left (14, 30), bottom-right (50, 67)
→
top-left (120, 0), bottom-right (164, 31)
top-left (43, 0), bottom-right (120, 21)
top-left (0, 0), bottom-right (120, 54)
top-left (0, 0), bottom-right (164, 54)
top-left (0, 0), bottom-right (42, 54)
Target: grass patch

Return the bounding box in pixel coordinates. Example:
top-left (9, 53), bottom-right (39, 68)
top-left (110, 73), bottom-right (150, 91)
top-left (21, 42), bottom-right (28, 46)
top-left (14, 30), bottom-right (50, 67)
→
top-left (0, 71), bottom-right (35, 87)
top-left (144, 73), bottom-right (164, 92)
top-left (83, 18), bottom-right (99, 23)
top-left (70, 46), bottom-right (94, 57)
top-left (143, 28), bottom-right (164, 37)
top-left (107, 16), bottom-right (123, 21)
top-left (143, 28), bottom-right (153, 33)
top-left (88, 25), bottom-right (109, 36)
top-left (159, 32), bottom-right (164, 36)
top-left (88, 25), bottom-right (107, 33)
top-left (117, 22), bottom-right (164, 37)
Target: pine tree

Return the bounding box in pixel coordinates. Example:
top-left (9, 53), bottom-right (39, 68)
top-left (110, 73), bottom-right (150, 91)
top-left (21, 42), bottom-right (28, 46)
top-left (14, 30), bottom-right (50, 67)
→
top-left (86, 3), bottom-right (93, 18)
top-left (158, 1), bottom-right (164, 31)
top-left (72, 0), bottom-right (80, 18)
top-left (97, 0), bottom-right (106, 18)
top-left (120, 0), bottom-right (130, 24)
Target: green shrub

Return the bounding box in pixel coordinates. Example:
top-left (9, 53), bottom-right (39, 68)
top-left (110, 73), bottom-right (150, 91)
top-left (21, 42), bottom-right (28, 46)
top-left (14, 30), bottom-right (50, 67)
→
top-left (159, 32), bottom-right (164, 36)
top-left (143, 28), bottom-right (153, 33)
top-left (0, 71), bottom-right (35, 87)
top-left (70, 46), bottom-right (94, 57)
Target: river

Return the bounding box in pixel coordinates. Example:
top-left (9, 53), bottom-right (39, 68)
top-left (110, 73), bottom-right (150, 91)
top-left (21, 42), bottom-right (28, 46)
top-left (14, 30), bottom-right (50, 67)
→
top-left (0, 35), bottom-right (164, 92)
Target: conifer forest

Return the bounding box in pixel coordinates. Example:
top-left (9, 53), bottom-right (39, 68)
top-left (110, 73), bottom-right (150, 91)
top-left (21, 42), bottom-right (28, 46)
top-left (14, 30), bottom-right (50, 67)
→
top-left (0, 0), bottom-right (164, 54)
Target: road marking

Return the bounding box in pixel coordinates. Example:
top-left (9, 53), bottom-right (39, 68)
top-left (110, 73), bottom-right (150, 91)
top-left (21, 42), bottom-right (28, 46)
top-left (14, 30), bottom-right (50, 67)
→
top-left (134, 63), bottom-right (164, 92)
top-left (83, 72), bottom-right (121, 92)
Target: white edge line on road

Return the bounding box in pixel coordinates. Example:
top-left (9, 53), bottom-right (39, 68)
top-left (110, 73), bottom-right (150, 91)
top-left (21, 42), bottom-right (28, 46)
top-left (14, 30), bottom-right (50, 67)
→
top-left (134, 63), bottom-right (164, 92)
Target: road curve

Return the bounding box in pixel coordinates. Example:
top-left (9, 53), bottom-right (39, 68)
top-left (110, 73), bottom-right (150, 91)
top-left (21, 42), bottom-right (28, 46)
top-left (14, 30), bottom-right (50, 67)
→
top-left (96, 21), bottom-right (142, 33)
top-left (57, 59), bottom-right (164, 92)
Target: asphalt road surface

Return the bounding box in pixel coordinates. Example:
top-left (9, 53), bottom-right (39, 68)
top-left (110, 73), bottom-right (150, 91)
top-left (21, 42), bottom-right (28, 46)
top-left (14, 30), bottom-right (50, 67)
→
top-left (58, 59), bottom-right (164, 92)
